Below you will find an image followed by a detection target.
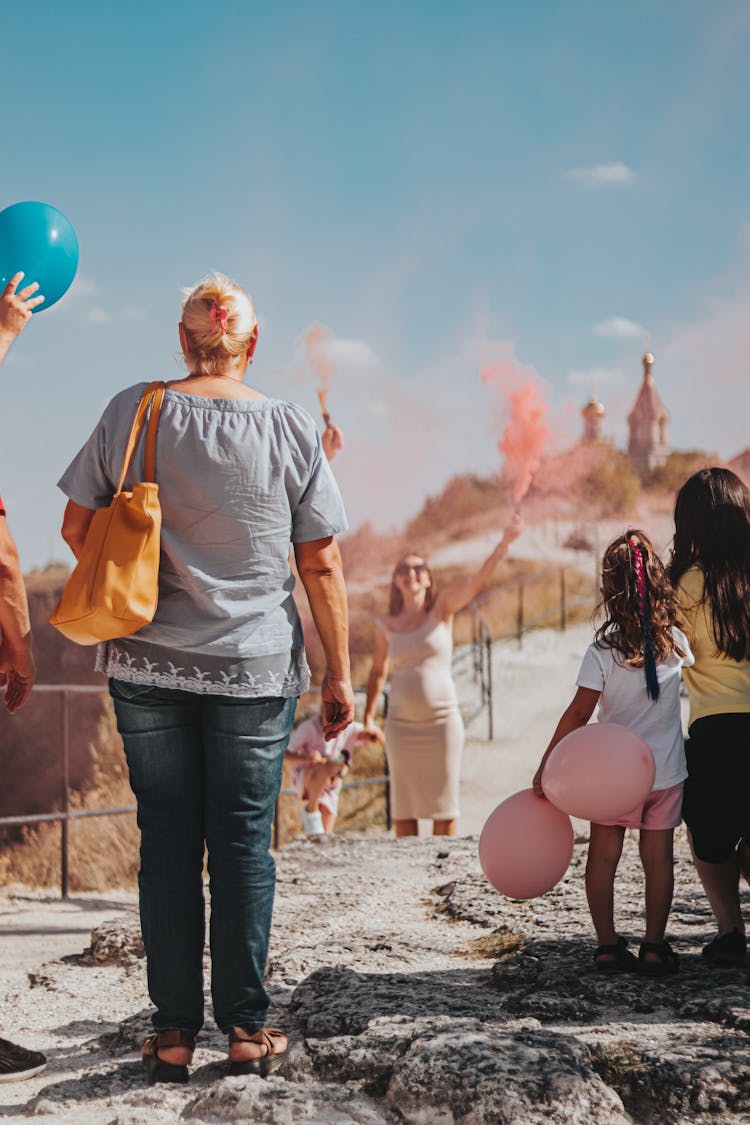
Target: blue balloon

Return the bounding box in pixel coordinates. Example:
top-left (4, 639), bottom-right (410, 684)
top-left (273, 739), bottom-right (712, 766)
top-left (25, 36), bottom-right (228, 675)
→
top-left (0, 201), bottom-right (79, 312)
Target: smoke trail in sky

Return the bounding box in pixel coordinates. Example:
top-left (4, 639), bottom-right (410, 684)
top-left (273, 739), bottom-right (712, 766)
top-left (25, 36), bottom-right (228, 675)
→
top-left (302, 322), bottom-right (335, 422)
top-left (481, 344), bottom-right (551, 505)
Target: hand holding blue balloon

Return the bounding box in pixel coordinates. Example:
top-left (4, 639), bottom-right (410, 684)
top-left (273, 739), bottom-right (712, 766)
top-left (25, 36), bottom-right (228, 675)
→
top-left (0, 273), bottom-right (47, 365)
top-left (0, 202), bottom-right (78, 313)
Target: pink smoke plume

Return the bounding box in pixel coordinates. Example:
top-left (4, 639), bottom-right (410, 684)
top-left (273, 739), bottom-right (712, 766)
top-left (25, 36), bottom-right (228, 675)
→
top-left (481, 345), bottom-right (551, 505)
top-left (303, 322), bottom-right (335, 423)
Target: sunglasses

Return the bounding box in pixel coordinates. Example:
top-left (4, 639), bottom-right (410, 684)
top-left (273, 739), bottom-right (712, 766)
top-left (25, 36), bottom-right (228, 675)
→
top-left (395, 562), bottom-right (428, 578)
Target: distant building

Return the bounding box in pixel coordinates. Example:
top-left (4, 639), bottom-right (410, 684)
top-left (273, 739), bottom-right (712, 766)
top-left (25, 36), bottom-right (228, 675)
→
top-left (581, 394), bottom-right (605, 443)
top-left (627, 353), bottom-right (670, 476)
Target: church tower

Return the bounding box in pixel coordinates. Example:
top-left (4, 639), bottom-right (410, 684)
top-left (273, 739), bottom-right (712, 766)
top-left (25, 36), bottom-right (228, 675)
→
top-left (627, 353), bottom-right (670, 475)
top-left (581, 394), bottom-right (605, 442)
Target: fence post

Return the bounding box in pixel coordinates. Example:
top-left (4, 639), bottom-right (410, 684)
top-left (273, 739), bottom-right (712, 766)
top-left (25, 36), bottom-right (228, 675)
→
top-left (516, 583), bottom-right (524, 646)
top-left (381, 687), bottom-right (392, 831)
top-left (560, 568), bottom-right (567, 632)
top-left (471, 613), bottom-right (479, 681)
top-left (485, 632), bottom-right (494, 740)
top-left (61, 691), bottom-right (70, 900)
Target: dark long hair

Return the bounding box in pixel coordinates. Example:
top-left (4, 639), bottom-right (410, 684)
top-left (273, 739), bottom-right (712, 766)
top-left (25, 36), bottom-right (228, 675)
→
top-left (669, 467), bottom-right (750, 661)
top-left (388, 555), bottom-right (436, 616)
top-left (595, 530), bottom-right (681, 698)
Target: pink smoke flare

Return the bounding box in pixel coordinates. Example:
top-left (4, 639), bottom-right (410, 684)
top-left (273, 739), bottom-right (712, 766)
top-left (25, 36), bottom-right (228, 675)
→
top-left (303, 322), bottom-right (335, 421)
top-left (481, 346), bottom-right (551, 505)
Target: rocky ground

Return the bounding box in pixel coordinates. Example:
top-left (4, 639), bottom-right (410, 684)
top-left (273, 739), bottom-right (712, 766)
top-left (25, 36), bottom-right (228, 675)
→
top-left (1, 624), bottom-right (748, 1123)
top-left (0, 829), bottom-right (748, 1124)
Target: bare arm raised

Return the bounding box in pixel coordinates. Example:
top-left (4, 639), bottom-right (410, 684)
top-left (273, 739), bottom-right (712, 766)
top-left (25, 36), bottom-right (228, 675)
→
top-left (0, 273), bottom-right (44, 713)
top-left (432, 509), bottom-right (524, 622)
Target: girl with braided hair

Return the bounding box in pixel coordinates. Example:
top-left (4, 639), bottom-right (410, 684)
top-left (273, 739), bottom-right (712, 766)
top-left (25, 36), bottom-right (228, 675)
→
top-left (533, 530), bottom-right (693, 975)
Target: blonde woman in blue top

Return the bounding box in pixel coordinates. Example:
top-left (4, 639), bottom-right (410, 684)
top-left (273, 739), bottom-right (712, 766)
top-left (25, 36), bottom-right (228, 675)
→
top-left (59, 274), bottom-right (354, 1083)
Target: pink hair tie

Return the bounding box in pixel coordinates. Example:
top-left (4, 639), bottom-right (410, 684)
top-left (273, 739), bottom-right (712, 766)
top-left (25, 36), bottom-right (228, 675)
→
top-left (209, 303), bottom-right (229, 335)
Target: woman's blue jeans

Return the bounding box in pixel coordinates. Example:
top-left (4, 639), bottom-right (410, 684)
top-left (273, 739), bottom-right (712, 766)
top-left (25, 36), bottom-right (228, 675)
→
top-left (109, 679), bottom-right (296, 1036)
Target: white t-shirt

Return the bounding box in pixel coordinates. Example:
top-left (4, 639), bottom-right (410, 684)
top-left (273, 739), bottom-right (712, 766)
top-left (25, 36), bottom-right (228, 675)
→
top-left (575, 626), bottom-right (694, 790)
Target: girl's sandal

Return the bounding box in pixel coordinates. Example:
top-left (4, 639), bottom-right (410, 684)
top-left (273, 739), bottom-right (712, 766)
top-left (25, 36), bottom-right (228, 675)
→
top-left (228, 1026), bottom-right (288, 1077)
top-left (638, 940), bottom-right (679, 975)
top-left (141, 1029), bottom-right (196, 1085)
top-left (593, 935), bottom-right (638, 974)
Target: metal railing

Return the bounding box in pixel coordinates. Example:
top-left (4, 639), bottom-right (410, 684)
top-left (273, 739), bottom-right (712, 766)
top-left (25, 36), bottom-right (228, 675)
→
top-left (0, 684), bottom-right (134, 899)
top-left (453, 565), bottom-right (589, 739)
top-left (473, 564), bottom-right (592, 645)
top-left (451, 602), bottom-right (494, 739)
top-left (0, 566), bottom-right (587, 893)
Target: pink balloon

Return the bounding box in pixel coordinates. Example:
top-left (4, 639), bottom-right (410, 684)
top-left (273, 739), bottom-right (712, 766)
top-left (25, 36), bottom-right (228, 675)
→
top-left (479, 788), bottom-right (574, 899)
top-left (542, 722), bottom-right (655, 822)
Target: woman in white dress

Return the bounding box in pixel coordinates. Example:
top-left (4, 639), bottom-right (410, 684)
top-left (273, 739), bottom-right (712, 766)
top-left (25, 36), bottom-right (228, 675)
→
top-left (364, 512), bottom-right (523, 837)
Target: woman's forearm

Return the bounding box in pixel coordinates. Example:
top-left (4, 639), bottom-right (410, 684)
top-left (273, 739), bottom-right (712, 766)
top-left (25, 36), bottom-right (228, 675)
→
top-left (0, 523), bottom-right (31, 652)
top-left (364, 668), bottom-right (387, 725)
top-left (294, 538), bottom-right (351, 681)
top-left (295, 538), bottom-right (355, 737)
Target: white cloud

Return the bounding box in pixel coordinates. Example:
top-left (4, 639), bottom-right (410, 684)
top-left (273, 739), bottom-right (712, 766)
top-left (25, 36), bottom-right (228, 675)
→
top-left (44, 273), bottom-right (99, 315)
top-left (327, 336), bottom-right (379, 368)
top-left (87, 306), bottom-right (113, 325)
top-left (71, 275), bottom-right (100, 299)
top-left (290, 326), bottom-right (380, 387)
top-left (565, 162), bottom-right (636, 187)
top-left (121, 305), bottom-right (148, 321)
top-left (593, 316), bottom-right (647, 339)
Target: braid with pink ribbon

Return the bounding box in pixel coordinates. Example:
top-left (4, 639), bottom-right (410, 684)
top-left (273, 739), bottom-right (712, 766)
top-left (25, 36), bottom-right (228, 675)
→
top-left (629, 535), bottom-right (660, 700)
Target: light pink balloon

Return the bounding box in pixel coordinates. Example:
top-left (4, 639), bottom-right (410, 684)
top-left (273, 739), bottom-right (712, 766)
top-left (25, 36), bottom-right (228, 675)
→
top-left (479, 788), bottom-right (574, 900)
top-left (542, 722), bottom-right (655, 822)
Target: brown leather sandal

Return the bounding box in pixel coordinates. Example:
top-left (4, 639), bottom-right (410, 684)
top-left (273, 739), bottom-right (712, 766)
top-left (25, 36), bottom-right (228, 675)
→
top-left (227, 1026), bottom-right (288, 1077)
top-left (141, 1029), bottom-right (197, 1085)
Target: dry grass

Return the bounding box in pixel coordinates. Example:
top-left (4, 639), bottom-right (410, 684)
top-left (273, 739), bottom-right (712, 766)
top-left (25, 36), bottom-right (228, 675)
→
top-left (0, 705), bottom-right (391, 890)
top-left (461, 930), bottom-right (528, 960)
top-left (0, 702), bottom-right (140, 893)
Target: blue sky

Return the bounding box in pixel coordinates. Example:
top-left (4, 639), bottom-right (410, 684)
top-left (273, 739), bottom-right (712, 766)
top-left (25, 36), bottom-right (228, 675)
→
top-left (2, 1), bottom-right (750, 567)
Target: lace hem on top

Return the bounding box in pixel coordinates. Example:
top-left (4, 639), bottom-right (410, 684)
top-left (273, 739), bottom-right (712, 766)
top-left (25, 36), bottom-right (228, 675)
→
top-left (96, 641), bottom-right (309, 698)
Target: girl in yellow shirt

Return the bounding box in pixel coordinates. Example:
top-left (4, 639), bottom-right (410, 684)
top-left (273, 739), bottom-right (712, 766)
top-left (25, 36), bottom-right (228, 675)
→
top-left (669, 467), bottom-right (750, 967)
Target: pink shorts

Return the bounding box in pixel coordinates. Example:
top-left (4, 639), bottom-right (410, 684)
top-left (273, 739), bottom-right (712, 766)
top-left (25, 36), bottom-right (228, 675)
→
top-left (594, 782), bottom-right (684, 830)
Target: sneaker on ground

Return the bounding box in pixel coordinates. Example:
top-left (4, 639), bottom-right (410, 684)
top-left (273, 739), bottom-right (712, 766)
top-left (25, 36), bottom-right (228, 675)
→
top-left (301, 807), bottom-right (325, 835)
top-left (0, 1038), bottom-right (47, 1082)
top-left (701, 928), bottom-right (747, 965)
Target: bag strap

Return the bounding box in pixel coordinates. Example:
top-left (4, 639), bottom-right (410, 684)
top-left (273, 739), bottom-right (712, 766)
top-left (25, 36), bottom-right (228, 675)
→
top-left (143, 382), bottom-right (166, 483)
top-left (115, 382), bottom-right (167, 495)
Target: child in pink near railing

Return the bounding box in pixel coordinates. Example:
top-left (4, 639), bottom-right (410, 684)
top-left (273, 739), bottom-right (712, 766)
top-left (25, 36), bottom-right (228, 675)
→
top-left (286, 705), bottom-right (383, 834)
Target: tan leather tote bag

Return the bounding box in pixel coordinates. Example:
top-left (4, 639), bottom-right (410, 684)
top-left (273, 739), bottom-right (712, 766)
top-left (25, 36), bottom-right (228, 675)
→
top-left (50, 382), bottom-right (166, 645)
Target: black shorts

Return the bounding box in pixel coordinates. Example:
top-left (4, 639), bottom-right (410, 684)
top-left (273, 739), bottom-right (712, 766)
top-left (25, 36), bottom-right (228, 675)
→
top-left (683, 713), bottom-right (750, 863)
